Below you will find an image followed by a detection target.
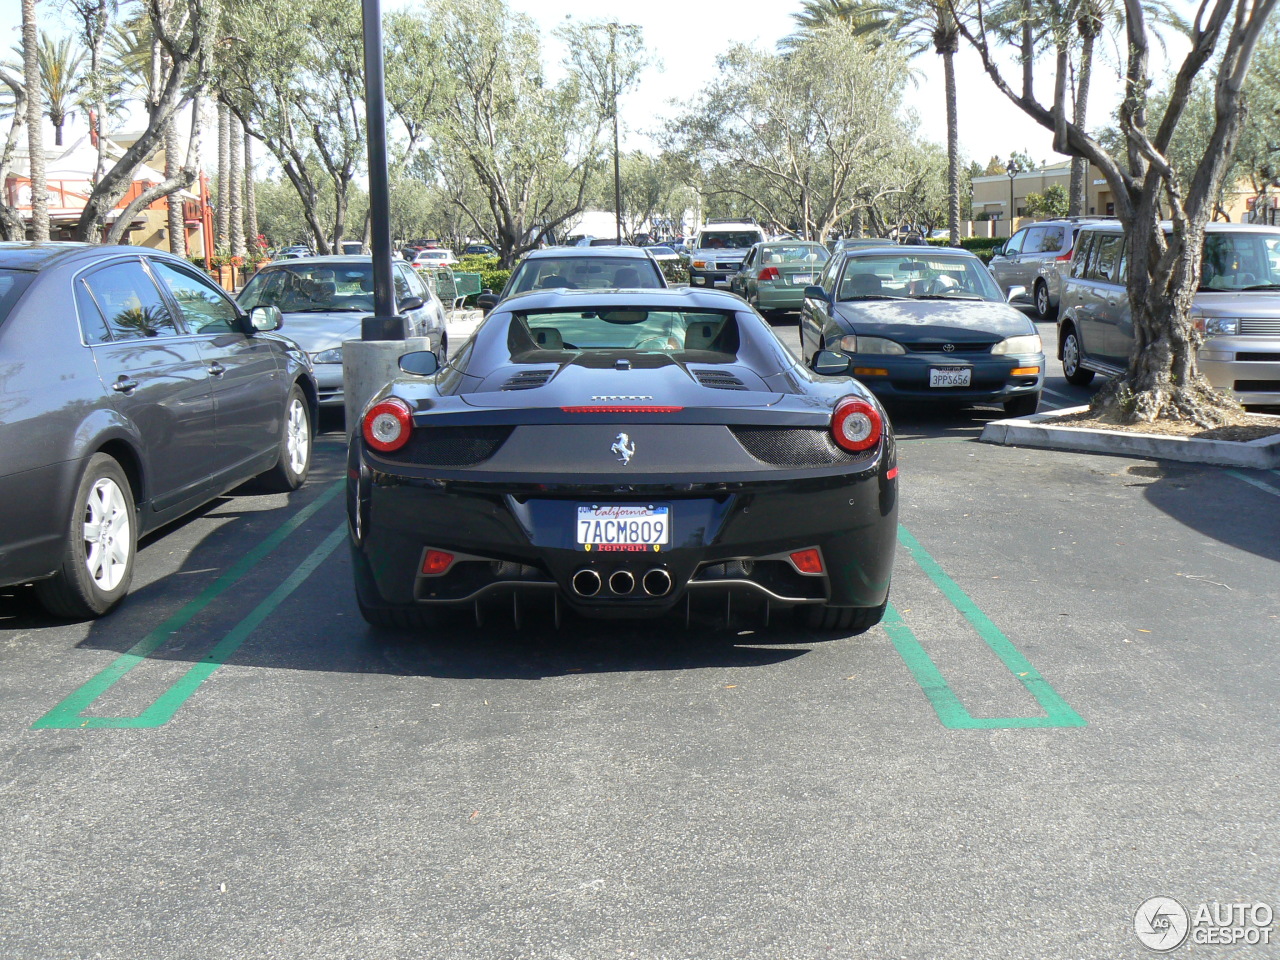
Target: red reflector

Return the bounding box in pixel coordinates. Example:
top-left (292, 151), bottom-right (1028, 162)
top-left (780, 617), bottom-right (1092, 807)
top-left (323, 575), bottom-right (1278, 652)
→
top-left (421, 550), bottom-right (454, 575)
top-left (560, 405), bottom-right (683, 413)
top-left (758, 266), bottom-right (780, 281)
top-left (886, 466), bottom-right (898, 479)
top-left (790, 549), bottom-right (824, 574)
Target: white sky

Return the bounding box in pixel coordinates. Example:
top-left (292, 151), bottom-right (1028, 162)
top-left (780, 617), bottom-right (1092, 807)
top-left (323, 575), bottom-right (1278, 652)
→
top-left (2, 0), bottom-right (1179, 172)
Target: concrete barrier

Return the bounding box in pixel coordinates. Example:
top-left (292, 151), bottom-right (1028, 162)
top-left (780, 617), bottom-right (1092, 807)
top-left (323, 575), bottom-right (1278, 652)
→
top-left (341, 336), bottom-right (432, 434)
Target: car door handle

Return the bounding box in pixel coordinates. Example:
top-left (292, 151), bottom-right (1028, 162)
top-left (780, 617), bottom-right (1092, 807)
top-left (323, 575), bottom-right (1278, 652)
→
top-left (207, 362), bottom-right (225, 377)
top-left (111, 377), bottom-right (138, 393)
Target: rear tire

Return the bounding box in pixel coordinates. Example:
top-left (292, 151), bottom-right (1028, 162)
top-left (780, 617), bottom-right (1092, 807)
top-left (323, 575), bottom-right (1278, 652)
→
top-left (258, 384), bottom-right (312, 492)
top-left (34, 454), bottom-right (136, 619)
top-left (798, 601), bottom-right (887, 635)
top-left (1034, 280), bottom-right (1057, 321)
top-left (1060, 327), bottom-right (1096, 386)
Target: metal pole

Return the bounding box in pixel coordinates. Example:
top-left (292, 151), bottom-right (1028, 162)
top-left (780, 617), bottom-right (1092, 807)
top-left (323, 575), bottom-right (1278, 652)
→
top-left (611, 27), bottom-right (622, 244)
top-left (360, 0), bottom-right (403, 341)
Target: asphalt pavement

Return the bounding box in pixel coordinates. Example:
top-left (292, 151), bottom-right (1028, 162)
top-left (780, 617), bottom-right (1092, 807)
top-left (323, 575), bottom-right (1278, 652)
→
top-left (1, 314), bottom-right (1277, 959)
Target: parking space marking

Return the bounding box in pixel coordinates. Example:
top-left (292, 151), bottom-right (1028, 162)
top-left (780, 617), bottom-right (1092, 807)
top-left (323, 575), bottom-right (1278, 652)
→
top-left (886, 526), bottom-right (1086, 729)
top-left (31, 481), bottom-right (345, 730)
top-left (1041, 386), bottom-right (1080, 408)
top-left (1225, 469), bottom-right (1280, 498)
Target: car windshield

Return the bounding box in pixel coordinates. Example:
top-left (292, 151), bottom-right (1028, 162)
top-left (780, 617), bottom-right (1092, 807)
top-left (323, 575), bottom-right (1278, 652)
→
top-left (698, 232), bottom-right (761, 249)
top-left (508, 257), bottom-right (662, 293)
top-left (762, 243), bottom-right (829, 264)
top-left (1200, 232), bottom-right (1280, 291)
top-left (0, 269), bottom-right (34, 328)
top-left (648, 246), bottom-right (676, 256)
top-left (837, 255), bottom-right (1002, 302)
top-left (512, 308), bottom-right (739, 358)
top-left (238, 263), bottom-right (378, 312)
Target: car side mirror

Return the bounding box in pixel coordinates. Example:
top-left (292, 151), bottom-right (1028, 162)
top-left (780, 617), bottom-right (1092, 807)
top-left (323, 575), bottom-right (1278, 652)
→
top-left (477, 292), bottom-right (497, 314)
top-left (398, 350), bottom-right (439, 377)
top-left (992, 243), bottom-right (1005, 256)
top-left (1006, 285), bottom-right (1033, 305)
top-left (248, 304), bottom-right (282, 332)
top-left (814, 351), bottom-right (851, 376)
top-left (399, 296), bottom-right (425, 312)
top-left (803, 285), bottom-right (830, 304)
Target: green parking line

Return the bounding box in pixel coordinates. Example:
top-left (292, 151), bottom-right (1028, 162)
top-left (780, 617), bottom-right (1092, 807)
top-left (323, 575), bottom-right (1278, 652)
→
top-left (888, 525), bottom-right (1086, 729)
top-left (1226, 469), bottom-right (1280, 498)
top-left (32, 481), bottom-right (344, 730)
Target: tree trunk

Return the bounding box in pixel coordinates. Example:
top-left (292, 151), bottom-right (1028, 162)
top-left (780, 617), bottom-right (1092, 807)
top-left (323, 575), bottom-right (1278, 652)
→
top-left (243, 129), bottom-right (258, 256)
top-left (22, 0), bottom-right (49, 241)
top-left (0, 68), bottom-right (28, 240)
top-left (942, 47), bottom-right (961, 247)
top-left (216, 101), bottom-right (230, 251)
top-left (164, 114), bottom-right (187, 256)
top-left (229, 112), bottom-right (245, 258)
top-left (1069, 32), bottom-right (1095, 217)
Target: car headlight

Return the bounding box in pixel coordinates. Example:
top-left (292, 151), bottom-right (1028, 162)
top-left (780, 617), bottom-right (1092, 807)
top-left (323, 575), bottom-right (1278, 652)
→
top-left (991, 334), bottom-right (1043, 355)
top-left (846, 335), bottom-right (905, 355)
top-left (311, 347), bottom-right (344, 364)
top-left (1192, 317), bottom-right (1239, 336)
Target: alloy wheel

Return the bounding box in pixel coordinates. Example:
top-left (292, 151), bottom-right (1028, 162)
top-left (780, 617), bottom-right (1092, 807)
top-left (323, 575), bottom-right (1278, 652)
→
top-left (81, 477), bottom-right (131, 592)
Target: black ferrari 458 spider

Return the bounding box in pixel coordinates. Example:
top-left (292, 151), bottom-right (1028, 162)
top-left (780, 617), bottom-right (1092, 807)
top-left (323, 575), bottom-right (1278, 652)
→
top-left (347, 286), bottom-right (898, 632)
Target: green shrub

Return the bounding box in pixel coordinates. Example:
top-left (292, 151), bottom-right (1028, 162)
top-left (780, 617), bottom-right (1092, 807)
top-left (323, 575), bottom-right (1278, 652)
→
top-left (660, 259), bottom-right (690, 284)
top-left (454, 254), bottom-right (510, 297)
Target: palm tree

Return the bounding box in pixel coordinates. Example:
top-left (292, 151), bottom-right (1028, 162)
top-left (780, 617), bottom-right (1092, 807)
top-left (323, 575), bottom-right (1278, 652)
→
top-left (22, 0), bottom-right (48, 241)
top-left (785, 0), bottom-right (968, 246)
top-left (216, 99), bottom-right (229, 252)
top-left (36, 34), bottom-right (85, 146)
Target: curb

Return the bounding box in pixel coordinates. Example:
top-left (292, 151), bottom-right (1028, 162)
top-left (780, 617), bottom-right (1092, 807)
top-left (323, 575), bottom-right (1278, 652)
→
top-left (980, 405), bottom-right (1280, 468)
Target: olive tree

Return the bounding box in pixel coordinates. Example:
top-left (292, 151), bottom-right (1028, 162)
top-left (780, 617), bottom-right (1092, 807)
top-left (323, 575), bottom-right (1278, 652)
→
top-left (954, 0), bottom-right (1278, 425)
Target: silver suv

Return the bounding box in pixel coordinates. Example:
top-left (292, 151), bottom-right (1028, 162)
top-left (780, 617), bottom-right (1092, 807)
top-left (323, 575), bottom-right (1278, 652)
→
top-left (1057, 221), bottom-right (1280, 404)
top-left (990, 218), bottom-right (1113, 320)
top-left (688, 219), bottom-right (767, 287)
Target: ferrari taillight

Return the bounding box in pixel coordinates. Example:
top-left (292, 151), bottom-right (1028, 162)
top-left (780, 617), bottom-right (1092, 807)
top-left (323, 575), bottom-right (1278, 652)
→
top-left (830, 396), bottom-right (882, 452)
top-left (363, 398), bottom-right (413, 452)
top-left (758, 266), bottom-right (780, 281)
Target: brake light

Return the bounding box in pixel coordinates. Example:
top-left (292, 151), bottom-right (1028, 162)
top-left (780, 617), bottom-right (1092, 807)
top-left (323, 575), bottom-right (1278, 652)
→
top-left (1056, 248), bottom-right (1073, 261)
top-left (790, 548), bottom-right (824, 574)
top-left (830, 396), bottom-right (883, 452)
top-left (758, 266), bottom-right (780, 281)
top-left (560, 406), bottom-right (683, 413)
top-left (421, 550), bottom-right (454, 575)
top-left (363, 397), bottom-right (413, 452)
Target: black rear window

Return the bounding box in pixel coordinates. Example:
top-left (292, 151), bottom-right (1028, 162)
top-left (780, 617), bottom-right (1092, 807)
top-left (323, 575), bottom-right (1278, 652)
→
top-left (0, 269), bottom-right (35, 328)
top-left (509, 308), bottom-right (740, 360)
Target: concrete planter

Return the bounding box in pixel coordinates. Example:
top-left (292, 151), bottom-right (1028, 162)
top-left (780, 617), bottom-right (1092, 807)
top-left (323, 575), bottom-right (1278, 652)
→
top-left (980, 405), bottom-right (1280, 469)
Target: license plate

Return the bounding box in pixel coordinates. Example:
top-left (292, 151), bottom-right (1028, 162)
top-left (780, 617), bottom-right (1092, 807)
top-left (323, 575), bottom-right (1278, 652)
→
top-left (577, 505), bottom-right (670, 551)
top-left (792, 274), bottom-right (813, 284)
top-left (929, 367), bottom-right (971, 387)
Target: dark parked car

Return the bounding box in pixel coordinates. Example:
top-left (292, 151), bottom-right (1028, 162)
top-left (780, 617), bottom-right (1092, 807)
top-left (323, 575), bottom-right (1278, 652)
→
top-left (1057, 221), bottom-right (1280, 404)
top-left (475, 246), bottom-right (667, 314)
top-left (462, 244), bottom-right (496, 256)
top-left (799, 246), bottom-right (1045, 417)
top-left (349, 286), bottom-right (897, 632)
top-left (0, 243), bottom-right (317, 618)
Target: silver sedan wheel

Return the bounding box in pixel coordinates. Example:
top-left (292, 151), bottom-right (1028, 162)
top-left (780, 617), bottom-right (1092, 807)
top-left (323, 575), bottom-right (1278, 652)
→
top-left (1036, 283), bottom-right (1051, 317)
top-left (285, 395), bottom-right (310, 476)
top-left (1062, 332), bottom-right (1081, 376)
top-left (82, 477), bottom-right (131, 592)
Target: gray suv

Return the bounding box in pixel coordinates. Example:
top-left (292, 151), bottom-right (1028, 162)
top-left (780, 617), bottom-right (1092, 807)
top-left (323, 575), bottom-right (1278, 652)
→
top-left (1056, 221), bottom-right (1280, 405)
top-left (688, 219), bottom-right (768, 287)
top-left (990, 218), bottom-right (1113, 320)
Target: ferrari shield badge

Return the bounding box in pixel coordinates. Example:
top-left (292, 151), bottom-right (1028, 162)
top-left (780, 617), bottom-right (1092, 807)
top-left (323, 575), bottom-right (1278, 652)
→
top-left (611, 433), bottom-right (635, 465)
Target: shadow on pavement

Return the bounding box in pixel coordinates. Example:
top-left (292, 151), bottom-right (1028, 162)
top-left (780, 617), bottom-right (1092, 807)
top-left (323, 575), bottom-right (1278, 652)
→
top-left (1136, 461), bottom-right (1280, 564)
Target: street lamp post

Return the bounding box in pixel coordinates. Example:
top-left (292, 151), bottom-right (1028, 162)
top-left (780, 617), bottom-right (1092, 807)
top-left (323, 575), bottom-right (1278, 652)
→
top-left (1006, 158), bottom-right (1019, 239)
top-left (359, 0), bottom-right (401, 341)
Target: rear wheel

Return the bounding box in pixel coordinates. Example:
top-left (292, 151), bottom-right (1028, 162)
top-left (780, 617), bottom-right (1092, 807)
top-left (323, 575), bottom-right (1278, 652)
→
top-left (34, 454), bottom-right (136, 619)
top-left (258, 384), bottom-right (312, 492)
top-left (798, 601), bottom-right (886, 635)
top-left (1060, 327), bottom-right (1096, 385)
top-left (1034, 280), bottom-right (1057, 320)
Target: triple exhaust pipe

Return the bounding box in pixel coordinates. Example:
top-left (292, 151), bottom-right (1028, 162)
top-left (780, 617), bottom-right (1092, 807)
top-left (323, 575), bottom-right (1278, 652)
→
top-left (571, 567), bottom-right (673, 598)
